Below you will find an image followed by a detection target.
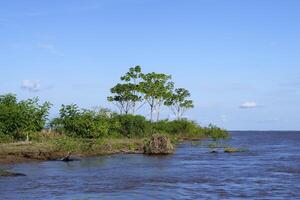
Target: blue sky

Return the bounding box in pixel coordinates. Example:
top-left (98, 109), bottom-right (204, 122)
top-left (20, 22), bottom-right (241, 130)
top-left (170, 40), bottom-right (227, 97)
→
top-left (1, 0), bottom-right (300, 130)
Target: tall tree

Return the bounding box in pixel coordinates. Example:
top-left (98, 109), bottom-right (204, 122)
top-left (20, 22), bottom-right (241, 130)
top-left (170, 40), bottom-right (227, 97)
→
top-left (164, 88), bottom-right (194, 120)
top-left (140, 72), bottom-right (174, 121)
top-left (107, 83), bottom-right (140, 114)
top-left (120, 65), bottom-right (144, 114)
top-left (108, 66), bottom-right (144, 115)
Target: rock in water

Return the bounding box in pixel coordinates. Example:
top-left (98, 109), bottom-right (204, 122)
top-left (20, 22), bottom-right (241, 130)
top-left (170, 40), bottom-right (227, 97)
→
top-left (61, 152), bottom-right (73, 162)
top-left (210, 149), bottom-right (218, 153)
top-left (224, 148), bottom-right (238, 153)
top-left (144, 134), bottom-right (174, 155)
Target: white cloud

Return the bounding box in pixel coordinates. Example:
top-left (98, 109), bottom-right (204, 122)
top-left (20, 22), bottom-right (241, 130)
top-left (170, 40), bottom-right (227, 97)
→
top-left (21, 80), bottom-right (41, 92)
top-left (240, 101), bottom-right (258, 109)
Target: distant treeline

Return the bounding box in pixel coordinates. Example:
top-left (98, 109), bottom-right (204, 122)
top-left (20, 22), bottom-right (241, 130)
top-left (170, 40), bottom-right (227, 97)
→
top-left (0, 66), bottom-right (228, 142)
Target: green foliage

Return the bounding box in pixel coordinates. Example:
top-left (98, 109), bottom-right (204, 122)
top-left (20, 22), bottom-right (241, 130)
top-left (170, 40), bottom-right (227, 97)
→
top-left (0, 67), bottom-right (229, 144)
top-left (107, 83), bottom-right (141, 114)
top-left (152, 119), bottom-right (204, 136)
top-left (164, 88), bottom-right (194, 120)
top-left (51, 104), bottom-right (229, 140)
top-left (0, 132), bottom-right (13, 143)
top-left (111, 114), bottom-right (150, 138)
top-left (51, 105), bottom-right (114, 138)
top-left (205, 124), bottom-right (229, 141)
top-left (120, 65), bottom-right (143, 83)
top-left (140, 72), bottom-right (174, 121)
top-left (0, 93), bottom-right (51, 140)
top-left (108, 66), bottom-right (144, 114)
top-left (51, 105), bottom-right (151, 139)
top-left (108, 66), bottom-right (196, 122)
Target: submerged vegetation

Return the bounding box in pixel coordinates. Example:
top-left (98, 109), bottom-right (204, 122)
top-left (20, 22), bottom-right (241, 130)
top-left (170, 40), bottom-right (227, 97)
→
top-left (0, 66), bottom-right (229, 163)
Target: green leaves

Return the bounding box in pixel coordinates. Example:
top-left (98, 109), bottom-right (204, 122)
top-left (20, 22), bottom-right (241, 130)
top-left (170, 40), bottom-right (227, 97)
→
top-left (165, 88), bottom-right (194, 120)
top-left (108, 83), bottom-right (141, 114)
top-left (108, 66), bottom-right (144, 115)
top-left (120, 65), bottom-right (142, 82)
top-left (139, 72), bottom-right (174, 121)
top-left (108, 66), bottom-right (194, 121)
top-left (54, 104), bottom-right (113, 138)
top-left (0, 94), bottom-right (51, 140)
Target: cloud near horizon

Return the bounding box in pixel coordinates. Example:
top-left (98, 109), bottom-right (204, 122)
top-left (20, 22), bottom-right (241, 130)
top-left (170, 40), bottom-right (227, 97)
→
top-left (21, 80), bottom-right (41, 92)
top-left (240, 101), bottom-right (258, 109)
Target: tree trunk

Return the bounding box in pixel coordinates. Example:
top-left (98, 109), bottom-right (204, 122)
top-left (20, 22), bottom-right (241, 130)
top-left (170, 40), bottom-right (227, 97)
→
top-left (150, 106), bottom-right (154, 122)
top-left (156, 105), bottom-right (160, 122)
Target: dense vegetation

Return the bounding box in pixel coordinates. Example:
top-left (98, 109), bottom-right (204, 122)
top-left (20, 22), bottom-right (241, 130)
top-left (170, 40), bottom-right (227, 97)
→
top-left (0, 66), bottom-right (229, 144)
top-left (0, 94), bottom-right (51, 142)
top-left (49, 105), bottom-right (228, 140)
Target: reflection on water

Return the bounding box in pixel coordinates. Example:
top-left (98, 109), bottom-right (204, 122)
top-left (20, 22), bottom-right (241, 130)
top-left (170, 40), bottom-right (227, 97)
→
top-left (1, 131), bottom-right (300, 200)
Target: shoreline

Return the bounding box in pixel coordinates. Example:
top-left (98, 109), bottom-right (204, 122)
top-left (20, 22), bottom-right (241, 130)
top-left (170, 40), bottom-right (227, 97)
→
top-left (0, 136), bottom-right (205, 165)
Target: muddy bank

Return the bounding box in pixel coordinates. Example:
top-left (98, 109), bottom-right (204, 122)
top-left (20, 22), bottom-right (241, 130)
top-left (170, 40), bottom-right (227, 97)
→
top-left (0, 140), bottom-right (145, 164)
top-left (0, 169), bottom-right (26, 177)
top-left (0, 135), bottom-right (204, 164)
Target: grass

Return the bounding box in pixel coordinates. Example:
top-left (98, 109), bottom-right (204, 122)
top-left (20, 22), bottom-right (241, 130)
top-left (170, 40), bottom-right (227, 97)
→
top-left (0, 119), bottom-right (230, 164)
top-left (0, 130), bottom-right (210, 164)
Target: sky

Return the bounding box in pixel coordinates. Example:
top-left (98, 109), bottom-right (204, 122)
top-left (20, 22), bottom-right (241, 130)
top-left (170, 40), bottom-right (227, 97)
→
top-left (1, 0), bottom-right (300, 130)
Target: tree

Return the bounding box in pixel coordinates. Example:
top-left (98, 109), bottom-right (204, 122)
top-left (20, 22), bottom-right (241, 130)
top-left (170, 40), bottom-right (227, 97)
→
top-left (0, 93), bottom-right (51, 140)
top-left (107, 83), bottom-right (140, 114)
top-left (120, 65), bottom-right (144, 114)
top-left (108, 66), bottom-right (144, 115)
top-left (140, 72), bottom-right (174, 121)
top-left (121, 65), bottom-right (143, 84)
top-left (165, 88), bottom-right (194, 120)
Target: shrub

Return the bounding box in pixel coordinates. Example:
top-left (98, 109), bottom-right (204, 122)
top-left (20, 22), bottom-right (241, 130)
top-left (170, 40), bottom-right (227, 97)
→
top-left (152, 119), bottom-right (203, 135)
top-left (50, 104), bottom-right (229, 140)
top-left (0, 94), bottom-right (51, 140)
top-left (51, 106), bottom-right (153, 139)
top-left (205, 124), bottom-right (229, 141)
top-left (0, 132), bottom-right (13, 143)
top-left (51, 105), bottom-right (114, 138)
top-left (111, 114), bottom-right (150, 138)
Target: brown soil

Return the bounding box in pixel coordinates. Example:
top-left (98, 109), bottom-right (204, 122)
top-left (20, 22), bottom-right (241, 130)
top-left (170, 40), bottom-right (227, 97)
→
top-left (0, 141), bottom-right (144, 164)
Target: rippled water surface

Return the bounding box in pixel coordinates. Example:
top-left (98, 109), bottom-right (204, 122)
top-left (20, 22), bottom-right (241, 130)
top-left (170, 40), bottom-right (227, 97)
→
top-left (1, 131), bottom-right (300, 200)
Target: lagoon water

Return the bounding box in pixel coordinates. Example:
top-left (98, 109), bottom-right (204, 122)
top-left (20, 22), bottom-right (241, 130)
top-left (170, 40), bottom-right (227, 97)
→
top-left (1, 131), bottom-right (300, 200)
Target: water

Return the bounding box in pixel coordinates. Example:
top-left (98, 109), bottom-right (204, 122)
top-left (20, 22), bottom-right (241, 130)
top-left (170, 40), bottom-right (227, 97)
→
top-left (1, 131), bottom-right (300, 200)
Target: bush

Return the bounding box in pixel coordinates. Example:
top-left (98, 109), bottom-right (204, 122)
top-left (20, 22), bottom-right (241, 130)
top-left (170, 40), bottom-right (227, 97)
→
top-left (111, 114), bottom-right (150, 138)
top-left (152, 119), bottom-right (204, 135)
top-left (0, 94), bottom-right (51, 140)
top-left (51, 105), bottom-right (153, 139)
top-left (50, 104), bottom-right (229, 140)
top-left (51, 105), bottom-right (113, 138)
top-left (205, 124), bottom-right (229, 141)
top-left (0, 132), bottom-right (13, 143)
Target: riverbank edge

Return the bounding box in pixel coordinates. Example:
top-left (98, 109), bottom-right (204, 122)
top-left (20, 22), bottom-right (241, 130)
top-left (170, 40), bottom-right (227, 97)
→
top-left (0, 136), bottom-right (205, 165)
